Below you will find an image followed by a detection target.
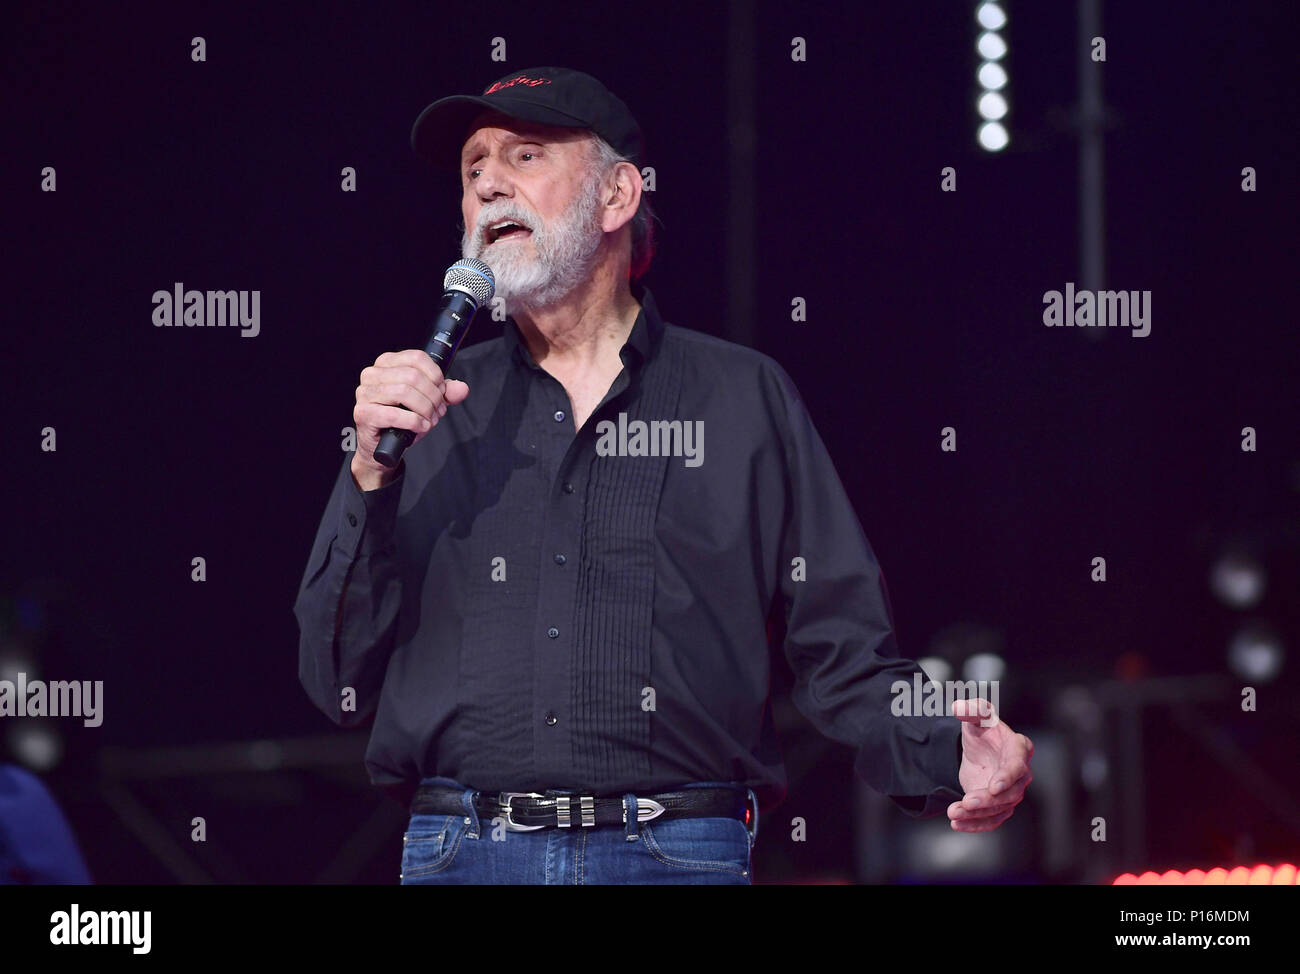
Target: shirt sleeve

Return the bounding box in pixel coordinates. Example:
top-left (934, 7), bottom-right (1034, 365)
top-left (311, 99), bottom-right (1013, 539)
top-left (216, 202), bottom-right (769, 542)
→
top-left (293, 454), bottom-right (406, 728)
top-left (0, 764), bottom-right (93, 883)
top-left (766, 363), bottom-right (964, 818)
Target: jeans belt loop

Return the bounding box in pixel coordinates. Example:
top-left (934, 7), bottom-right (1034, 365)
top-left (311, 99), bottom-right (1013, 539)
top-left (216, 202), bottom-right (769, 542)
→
top-left (461, 787), bottom-right (481, 839)
top-left (622, 793), bottom-right (640, 842)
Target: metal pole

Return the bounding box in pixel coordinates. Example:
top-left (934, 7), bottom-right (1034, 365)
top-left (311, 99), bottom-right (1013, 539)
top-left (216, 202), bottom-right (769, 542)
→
top-left (1078, 0), bottom-right (1106, 302)
top-left (726, 0), bottom-right (757, 346)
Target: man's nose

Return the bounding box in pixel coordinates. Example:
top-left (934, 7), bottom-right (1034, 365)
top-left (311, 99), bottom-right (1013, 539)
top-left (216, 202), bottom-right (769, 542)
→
top-left (474, 157), bottom-right (514, 201)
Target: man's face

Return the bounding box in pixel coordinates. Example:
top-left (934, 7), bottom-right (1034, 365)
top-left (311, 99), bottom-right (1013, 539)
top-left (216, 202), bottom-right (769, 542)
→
top-left (459, 114), bottom-right (606, 313)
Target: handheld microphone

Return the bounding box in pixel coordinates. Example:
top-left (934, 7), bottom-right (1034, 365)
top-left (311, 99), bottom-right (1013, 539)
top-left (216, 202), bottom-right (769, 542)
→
top-left (373, 257), bottom-right (495, 468)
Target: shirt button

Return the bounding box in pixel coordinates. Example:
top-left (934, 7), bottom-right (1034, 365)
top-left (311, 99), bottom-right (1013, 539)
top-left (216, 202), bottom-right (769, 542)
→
top-left (562, 482), bottom-right (574, 494)
top-left (547, 627), bottom-right (559, 639)
top-left (545, 713), bottom-right (558, 726)
top-left (553, 554), bottom-right (566, 565)
top-left (553, 410), bottom-right (566, 422)
top-left (347, 513), bottom-right (357, 527)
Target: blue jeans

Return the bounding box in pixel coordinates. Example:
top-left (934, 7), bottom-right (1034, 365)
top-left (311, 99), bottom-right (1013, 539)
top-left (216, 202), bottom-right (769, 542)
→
top-left (399, 777), bottom-right (754, 885)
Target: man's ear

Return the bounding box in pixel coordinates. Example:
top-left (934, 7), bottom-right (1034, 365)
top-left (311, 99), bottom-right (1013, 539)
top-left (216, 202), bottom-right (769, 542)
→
top-left (601, 160), bottom-right (642, 234)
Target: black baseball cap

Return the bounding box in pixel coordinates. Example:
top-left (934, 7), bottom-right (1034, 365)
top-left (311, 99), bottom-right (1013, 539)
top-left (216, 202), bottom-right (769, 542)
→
top-left (410, 66), bottom-right (644, 171)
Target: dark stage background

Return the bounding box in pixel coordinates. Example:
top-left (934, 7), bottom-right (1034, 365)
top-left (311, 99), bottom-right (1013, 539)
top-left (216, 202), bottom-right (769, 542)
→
top-left (3, 1), bottom-right (1297, 884)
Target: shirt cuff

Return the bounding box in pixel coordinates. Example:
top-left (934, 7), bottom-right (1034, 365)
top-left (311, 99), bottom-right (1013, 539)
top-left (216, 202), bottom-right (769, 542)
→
top-left (884, 717), bottom-right (964, 818)
top-left (338, 459), bottom-right (404, 557)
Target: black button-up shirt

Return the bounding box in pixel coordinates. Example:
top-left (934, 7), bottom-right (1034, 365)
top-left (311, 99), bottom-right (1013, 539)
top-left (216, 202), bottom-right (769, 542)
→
top-left (295, 284), bottom-right (963, 815)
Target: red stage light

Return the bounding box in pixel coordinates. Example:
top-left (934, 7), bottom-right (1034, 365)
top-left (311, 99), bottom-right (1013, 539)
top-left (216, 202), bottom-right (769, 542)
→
top-left (1111, 863), bottom-right (1299, 885)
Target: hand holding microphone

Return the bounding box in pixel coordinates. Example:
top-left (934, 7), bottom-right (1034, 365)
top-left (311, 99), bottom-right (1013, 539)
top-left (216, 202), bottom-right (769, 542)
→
top-left (350, 258), bottom-right (495, 490)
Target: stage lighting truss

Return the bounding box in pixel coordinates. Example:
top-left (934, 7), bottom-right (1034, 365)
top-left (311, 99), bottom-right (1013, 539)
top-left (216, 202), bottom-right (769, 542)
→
top-left (976, 3), bottom-right (1010, 151)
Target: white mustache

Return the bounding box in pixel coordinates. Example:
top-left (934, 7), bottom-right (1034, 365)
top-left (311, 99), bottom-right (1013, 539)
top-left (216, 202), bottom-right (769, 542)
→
top-left (475, 206), bottom-right (542, 241)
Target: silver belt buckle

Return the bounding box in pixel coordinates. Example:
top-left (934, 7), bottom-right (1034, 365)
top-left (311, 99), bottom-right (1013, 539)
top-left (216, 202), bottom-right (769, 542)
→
top-left (623, 797), bottom-right (666, 824)
top-left (498, 792), bottom-right (546, 831)
top-left (744, 788), bottom-right (759, 844)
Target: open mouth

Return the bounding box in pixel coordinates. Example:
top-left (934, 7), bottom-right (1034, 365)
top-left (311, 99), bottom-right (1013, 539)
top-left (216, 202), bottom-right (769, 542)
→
top-left (485, 220), bottom-right (533, 244)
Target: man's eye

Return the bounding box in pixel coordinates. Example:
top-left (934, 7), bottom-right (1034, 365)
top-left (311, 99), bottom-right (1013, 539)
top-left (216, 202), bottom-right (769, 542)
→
top-left (520, 152), bottom-right (535, 161)
top-left (468, 169), bottom-right (482, 179)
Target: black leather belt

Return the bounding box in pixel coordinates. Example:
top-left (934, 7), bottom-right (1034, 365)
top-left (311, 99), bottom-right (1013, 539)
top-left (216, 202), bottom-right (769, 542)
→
top-left (410, 784), bottom-right (757, 837)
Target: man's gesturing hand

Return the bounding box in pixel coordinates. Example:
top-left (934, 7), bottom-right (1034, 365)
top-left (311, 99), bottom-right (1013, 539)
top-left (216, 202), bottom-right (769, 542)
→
top-left (947, 697), bottom-right (1032, 832)
top-left (351, 349), bottom-right (470, 491)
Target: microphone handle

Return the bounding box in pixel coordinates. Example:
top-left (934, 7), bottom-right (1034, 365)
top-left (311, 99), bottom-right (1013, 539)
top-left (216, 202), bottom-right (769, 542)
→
top-left (372, 292), bottom-right (476, 469)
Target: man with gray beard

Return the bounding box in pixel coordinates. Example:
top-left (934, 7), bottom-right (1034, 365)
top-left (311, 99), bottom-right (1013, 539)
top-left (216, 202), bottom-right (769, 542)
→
top-left (295, 67), bottom-right (1033, 885)
top-left (458, 124), bottom-right (607, 314)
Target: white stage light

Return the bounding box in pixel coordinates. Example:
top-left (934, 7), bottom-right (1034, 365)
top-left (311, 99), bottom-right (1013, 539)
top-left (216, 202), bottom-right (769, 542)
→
top-left (978, 122), bottom-right (1009, 151)
top-left (976, 2), bottom-right (1007, 31)
top-left (977, 31), bottom-right (1007, 61)
top-left (978, 91), bottom-right (1009, 120)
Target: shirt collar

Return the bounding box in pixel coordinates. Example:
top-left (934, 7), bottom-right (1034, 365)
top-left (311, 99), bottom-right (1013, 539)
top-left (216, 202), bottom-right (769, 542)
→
top-left (502, 281), bottom-right (665, 372)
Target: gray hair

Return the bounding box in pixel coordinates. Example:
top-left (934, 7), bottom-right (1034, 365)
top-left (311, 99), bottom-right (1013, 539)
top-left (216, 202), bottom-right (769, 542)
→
top-left (586, 134), bottom-right (656, 280)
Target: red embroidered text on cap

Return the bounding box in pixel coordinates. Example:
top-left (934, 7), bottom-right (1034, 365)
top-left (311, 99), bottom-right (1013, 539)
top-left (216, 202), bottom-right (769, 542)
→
top-left (483, 76), bottom-right (553, 95)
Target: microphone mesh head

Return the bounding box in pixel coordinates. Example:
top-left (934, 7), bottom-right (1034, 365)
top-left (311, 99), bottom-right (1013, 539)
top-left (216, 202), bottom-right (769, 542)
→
top-left (444, 258), bottom-right (495, 306)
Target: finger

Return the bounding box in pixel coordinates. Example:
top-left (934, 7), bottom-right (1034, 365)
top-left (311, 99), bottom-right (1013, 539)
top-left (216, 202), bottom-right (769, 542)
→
top-left (959, 773), bottom-right (1031, 812)
top-left (360, 360), bottom-right (440, 397)
top-left (389, 348), bottom-right (446, 380)
top-left (951, 808), bottom-right (1015, 833)
top-left (396, 364), bottom-right (448, 407)
top-left (372, 350), bottom-right (447, 391)
top-left (991, 757), bottom-right (1032, 796)
top-left (361, 380), bottom-right (438, 420)
top-left (951, 807), bottom-right (1013, 828)
top-left (951, 796), bottom-right (1018, 821)
top-left (950, 781), bottom-right (1026, 817)
top-left (369, 362), bottom-right (451, 410)
top-left (951, 697), bottom-right (998, 726)
top-left (358, 402), bottom-right (433, 435)
top-left (988, 736), bottom-right (1034, 796)
top-left (443, 379), bottom-right (470, 405)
